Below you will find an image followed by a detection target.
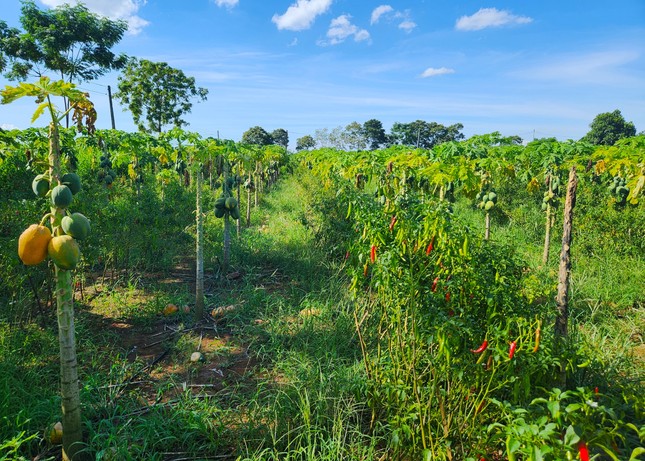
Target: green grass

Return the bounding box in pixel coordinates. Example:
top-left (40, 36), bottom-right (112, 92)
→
top-left (1, 171), bottom-right (642, 460)
top-left (0, 174), bottom-right (381, 460)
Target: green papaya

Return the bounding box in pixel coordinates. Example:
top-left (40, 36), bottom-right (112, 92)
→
top-left (214, 207), bottom-right (226, 218)
top-left (51, 185), bottom-right (73, 208)
top-left (230, 206), bottom-right (241, 220)
top-left (214, 197), bottom-right (226, 209)
top-left (48, 235), bottom-right (81, 270)
top-left (61, 213), bottom-right (91, 240)
top-left (32, 175), bottom-right (50, 197)
top-left (484, 200), bottom-right (495, 211)
top-left (225, 197), bottom-right (237, 210)
top-left (61, 173), bottom-right (81, 195)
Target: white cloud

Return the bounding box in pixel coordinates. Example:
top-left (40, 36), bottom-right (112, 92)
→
top-left (398, 20), bottom-right (416, 32)
top-left (1, 124), bottom-right (19, 131)
top-left (370, 6), bottom-right (416, 32)
top-left (371, 5), bottom-right (393, 25)
top-left (214, 0), bottom-right (239, 7)
top-left (272, 0), bottom-right (333, 31)
top-left (319, 15), bottom-right (370, 46)
top-left (39, 0), bottom-right (149, 34)
top-left (420, 67), bottom-right (455, 77)
top-left (455, 8), bottom-right (532, 31)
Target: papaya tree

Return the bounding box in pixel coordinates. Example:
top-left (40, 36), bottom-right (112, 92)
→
top-left (187, 141), bottom-right (206, 318)
top-left (212, 140), bottom-right (241, 272)
top-left (2, 76), bottom-right (95, 461)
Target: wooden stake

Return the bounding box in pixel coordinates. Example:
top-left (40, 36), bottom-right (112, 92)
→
top-left (555, 167), bottom-right (578, 387)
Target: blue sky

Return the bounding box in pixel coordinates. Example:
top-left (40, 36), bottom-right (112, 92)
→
top-left (1, 0), bottom-right (643, 147)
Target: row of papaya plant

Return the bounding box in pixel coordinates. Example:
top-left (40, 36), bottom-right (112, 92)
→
top-left (1, 124), bottom-right (288, 313)
top-left (1, 78), bottom-right (288, 460)
top-left (293, 135), bottom-right (644, 460)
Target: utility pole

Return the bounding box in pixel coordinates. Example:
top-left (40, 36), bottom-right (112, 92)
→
top-left (107, 85), bottom-right (116, 130)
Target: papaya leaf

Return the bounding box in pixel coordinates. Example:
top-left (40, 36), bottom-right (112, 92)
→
top-left (31, 102), bottom-right (50, 123)
top-left (629, 447), bottom-right (645, 460)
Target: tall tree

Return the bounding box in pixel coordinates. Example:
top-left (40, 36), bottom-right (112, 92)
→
top-left (363, 118), bottom-right (387, 150)
top-left (343, 121), bottom-right (366, 151)
top-left (296, 134), bottom-right (315, 151)
top-left (390, 120), bottom-right (464, 149)
top-left (582, 109), bottom-right (636, 145)
top-left (0, 1), bottom-right (127, 83)
top-left (241, 126), bottom-right (273, 146)
top-left (0, 21), bottom-right (10, 73)
top-left (115, 59), bottom-right (208, 133)
top-left (314, 127), bottom-right (330, 147)
top-left (271, 128), bottom-right (289, 149)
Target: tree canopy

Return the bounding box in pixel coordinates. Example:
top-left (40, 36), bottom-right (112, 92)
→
top-left (115, 59), bottom-right (208, 133)
top-left (363, 119), bottom-right (387, 150)
top-left (241, 126), bottom-right (273, 146)
top-left (0, 0), bottom-right (128, 83)
top-left (271, 128), bottom-right (289, 149)
top-left (582, 109), bottom-right (636, 145)
top-left (296, 135), bottom-right (315, 151)
top-left (390, 120), bottom-right (464, 149)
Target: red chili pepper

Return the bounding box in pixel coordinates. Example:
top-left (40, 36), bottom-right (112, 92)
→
top-left (594, 386), bottom-right (599, 394)
top-left (445, 292), bottom-right (451, 302)
top-left (425, 236), bottom-right (435, 255)
top-left (363, 263), bottom-right (369, 277)
top-left (471, 339), bottom-right (488, 354)
top-left (370, 245), bottom-right (376, 263)
top-left (578, 441), bottom-right (589, 461)
top-left (344, 251), bottom-right (350, 260)
top-left (389, 215), bottom-right (397, 232)
top-left (431, 277), bottom-right (439, 292)
top-left (508, 341), bottom-right (517, 359)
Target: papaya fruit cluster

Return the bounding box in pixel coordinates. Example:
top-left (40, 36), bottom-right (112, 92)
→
top-left (214, 196), bottom-right (241, 220)
top-left (476, 187), bottom-right (498, 211)
top-left (541, 175), bottom-right (560, 211)
top-left (97, 153), bottom-right (117, 186)
top-left (607, 176), bottom-right (629, 205)
top-left (18, 171), bottom-right (90, 271)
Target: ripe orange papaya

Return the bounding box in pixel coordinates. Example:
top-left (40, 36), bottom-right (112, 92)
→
top-left (18, 224), bottom-right (52, 265)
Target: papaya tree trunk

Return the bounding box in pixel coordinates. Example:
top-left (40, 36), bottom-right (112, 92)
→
top-left (236, 163), bottom-right (241, 237)
top-left (254, 172), bottom-right (259, 208)
top-left (246, 174), bottom-right (252, 227)
top-left (555, 167), bottom-right (578, 387)
top-left (484, 212), bottom-right (491, 240)
top-left (49, 122), bottom-right (85, 461)
top-left (223, 214), bottom-right (231, 271)
top-left (56, 268), bottom-right (84, 461)
top-left (222, 161), bottom-right (231, 272)
top-left (195, 168), bottom-right (204, 318)
top-left (542, 203), bottom-right (552, 265)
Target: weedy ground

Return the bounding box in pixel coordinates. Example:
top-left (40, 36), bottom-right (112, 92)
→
top-left (2, 175), bottom-right (381, 460)
top-left (1, 173), bottom-right (643, 460)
